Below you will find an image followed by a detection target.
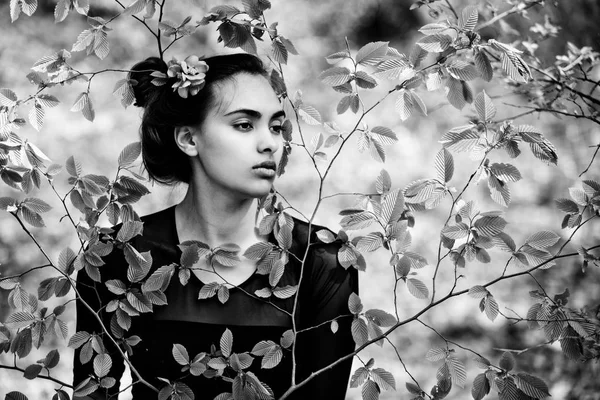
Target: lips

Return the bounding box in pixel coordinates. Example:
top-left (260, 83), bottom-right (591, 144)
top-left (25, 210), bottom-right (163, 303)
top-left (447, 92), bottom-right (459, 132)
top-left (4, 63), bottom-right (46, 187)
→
top-left (252, 161), bottom-right (276, 170)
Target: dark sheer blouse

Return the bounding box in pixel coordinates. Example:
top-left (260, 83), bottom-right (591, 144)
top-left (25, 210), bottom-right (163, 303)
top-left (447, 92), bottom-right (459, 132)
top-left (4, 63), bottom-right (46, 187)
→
top-left (73, 206), bottom-right (358, 399)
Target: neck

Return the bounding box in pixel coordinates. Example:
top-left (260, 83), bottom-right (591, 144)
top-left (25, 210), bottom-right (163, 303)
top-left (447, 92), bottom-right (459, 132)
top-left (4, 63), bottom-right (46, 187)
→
top-left (175, 183), bottom-right (259, 247)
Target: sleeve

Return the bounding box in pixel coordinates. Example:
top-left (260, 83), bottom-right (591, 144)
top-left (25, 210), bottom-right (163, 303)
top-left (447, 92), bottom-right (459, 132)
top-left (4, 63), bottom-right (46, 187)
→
top-left (72, 247), bottom-right (126, 400)
top-left (294, 241), bottom-right (359, 399)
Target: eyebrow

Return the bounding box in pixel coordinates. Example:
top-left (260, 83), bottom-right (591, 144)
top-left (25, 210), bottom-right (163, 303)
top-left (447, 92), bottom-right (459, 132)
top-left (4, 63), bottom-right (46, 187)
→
top-left (224, 109), bottom-right (286, 120)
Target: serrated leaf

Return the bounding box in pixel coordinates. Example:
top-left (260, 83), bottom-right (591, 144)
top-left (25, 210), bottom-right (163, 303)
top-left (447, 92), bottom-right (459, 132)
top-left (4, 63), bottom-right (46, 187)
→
top-left (351, 318), bottom-right (369, 346)
top-left (474, 91), bottom-right (496, 122)
top-left (220, 328), bottom-right (233, 358)
top-left (356, 41), bottom-right (389, 65)
top-left (362, 379), bottom-right (380, 400)
top-left (417, 34), bottom-right (452, 53)
top-left (513, 373), bottom-right (550, 399)
top-left (426, 347), bottom-right (447, 362)
top-left (118, 142), bottom-right (141, 167)
top-left (350, 366), bottom-right (369, 388)
top-left (485, 295), bottom-right (499, 321)
top-left (447, 60), bottom-right (479, 81)
top-left (468, 285), bottom-right (489, 299)
top-left (371, 368), bottom-right (396, 391)
top-left (407, 278), bottom-right (428, 299)
top-left (365, 309), bottom-right (397, 327)
top-left (489, 163), bottom-right (521, 183)
top-left (446, 356), bottom-right (467, 388)
top-left (172, 343), bottom-right (190, 365)
top-left (471, 373), bottom-right (490, 400)
top-left (525, 231), bottom-right (560, 250)
top-left (435, 148), bottom-right (454, 183)
top-left (440, 125), bottom-right (480, 153)
top-left (460, 5), bottom-right (478, 30)
top-left (474, 215), bottom-right (506, 237)
top-left (348, 292), bottom-right (363, 314)
top-left (298, 104), bottom-right (322, 125)
top-left (395, 90), bottom-right (413, 121)
top-left (93, 353), bottom-right (112, 378)
top-left (319, 67), bottom-right (352, 86)
top-left (261, 345), bottom-right (282, 369)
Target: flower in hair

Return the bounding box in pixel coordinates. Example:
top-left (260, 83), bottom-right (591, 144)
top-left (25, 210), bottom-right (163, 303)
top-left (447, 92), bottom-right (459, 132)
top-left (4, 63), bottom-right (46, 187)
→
top-left (151, 55), bottom-right (209, 98)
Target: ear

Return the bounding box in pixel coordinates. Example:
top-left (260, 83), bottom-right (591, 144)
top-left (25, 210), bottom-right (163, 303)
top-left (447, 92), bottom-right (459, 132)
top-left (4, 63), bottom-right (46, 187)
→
top-left (174, 126), bottom-right (199, 157)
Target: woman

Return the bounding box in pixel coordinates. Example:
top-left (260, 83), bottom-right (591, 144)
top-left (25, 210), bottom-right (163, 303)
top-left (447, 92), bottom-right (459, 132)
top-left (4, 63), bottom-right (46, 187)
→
top-left (73, 53), bottom-right (358, 399)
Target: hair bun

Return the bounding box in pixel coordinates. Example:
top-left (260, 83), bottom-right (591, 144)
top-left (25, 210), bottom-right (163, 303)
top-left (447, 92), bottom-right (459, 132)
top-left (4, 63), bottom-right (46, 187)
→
top-left (129, 57), bottom-right (168, 108)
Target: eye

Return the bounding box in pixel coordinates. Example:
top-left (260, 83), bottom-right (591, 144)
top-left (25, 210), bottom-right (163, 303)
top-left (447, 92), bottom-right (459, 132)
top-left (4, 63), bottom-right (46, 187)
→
top-left (234, 122), bottom-right (253, 131)
top-left (270, 122), bottom-right (284, 135)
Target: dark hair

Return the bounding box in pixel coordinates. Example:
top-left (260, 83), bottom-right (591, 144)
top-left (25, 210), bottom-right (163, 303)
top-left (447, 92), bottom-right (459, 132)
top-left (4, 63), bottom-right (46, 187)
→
top-left (129, 53), bottom-right (270, 184)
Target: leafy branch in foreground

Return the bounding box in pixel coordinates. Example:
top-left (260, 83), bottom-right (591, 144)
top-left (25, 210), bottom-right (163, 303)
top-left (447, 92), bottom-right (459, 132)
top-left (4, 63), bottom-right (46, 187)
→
top-left (1, 0), bottom-right (600, 400)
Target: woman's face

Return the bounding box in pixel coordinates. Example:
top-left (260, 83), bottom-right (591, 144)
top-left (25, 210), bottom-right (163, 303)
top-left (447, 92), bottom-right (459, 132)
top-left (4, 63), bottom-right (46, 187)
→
top-left (189, 73), bottom-right (285, 200)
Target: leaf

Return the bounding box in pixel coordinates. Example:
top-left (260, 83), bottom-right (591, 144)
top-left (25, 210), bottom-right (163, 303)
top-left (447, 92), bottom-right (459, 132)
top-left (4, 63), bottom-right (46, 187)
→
top-left (410, 91), bottom-right (428, 116)
top-left (419, 23), bottom-right (449, 35)
top-left (459, 5), bottom-right (478, 30)
top-left (471, 373), bottom-right (490, 400)
top-left (489, 163), bottom-right (521, 182)
top-left (44, 349), bottom-right (60, 368)
top-left (271, 38), bottom-right (288, 64)
top-left (498, 351), bottom-right (515, 372)
top-left (485, 295), bottom-right (499, 321)
top-left (93, 353), bottom-right (112, 378)
top-left (446, 77), bottom-right (469, 110)
top-left (28, 104), bottom-right (45, 131)
top-left (355, 71), bottom-right (377, 89)
top-left (395, 90), bottom-right (413, 121)
top-left (351, 318), bottom-right (369, 346)
top-left (118, 142), bottom-right (141, 167)
top-left (220, 328), bottom-right (233, 358)
top-left (4, 392), bottom-right (28, 400)
top-left (371, 368), bottom-right (396, 391)
top-left (440, 125), bottom-right (480, 153)
top-left (318, 67), bottom-right (352, 86)
top-left (172, 344), bottom-right (190, 365)
top-left (362, 379), bottom-right (380, 400)
top-left (23, 363), bottom-right (43, 379)
top-left (251, 340), bottom-right (277, 356)
top-left (446, 356), bottom-right (467, 388)
top-left (441, 222), bottom-right (470, 239)
top-left (474, 51), bottom-right (493, 82)
top-left (468, 285), bottom-right (489, 299)
top-left (365, 309), bottom-right (397, 327)
top-left (474, 215), bottom-right (506, 237)
top-left (298, 104), bottom-right (322, 125)
top-left (68, 331), bottom-right (91, 349)
top-left (525, 231), bottom-right (560, 250)
top-left (261, 345), bottom-right (282, 369)
top-left (407, 278), bottom-right (428, 299)
top-left (5, 312), bottom-right (36, 330)
top-left (70, 92), bottom-right (95, 122)
top-left (273, 285), bottom-right (297, 299)
top-left (350, 366), bottom-right (369, 388)
top-left (348, 292), bottom-right (363, 314)
top-left (513, 373), bottom-right (550, 399)
top-left (474, 91), bottom-right (496, 122)
top-left (356, 41), bottom-right (389, 65)
top-left (435, 148), bottom-right (454, 183)
top-left (316, 230), bottom-right (336, 243)
top-left (447, 60), bottom-right (479, 81)
top-left (488, 175), bottom-right (511, 207)
top-left (417, 34), bottom-right (452, 53)
top-left (426, 347), bottom-right (447, 362)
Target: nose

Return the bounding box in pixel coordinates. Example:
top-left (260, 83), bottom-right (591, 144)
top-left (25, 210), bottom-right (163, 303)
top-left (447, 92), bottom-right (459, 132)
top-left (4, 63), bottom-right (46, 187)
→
top-left (257, 124), bottom-right (281, 154)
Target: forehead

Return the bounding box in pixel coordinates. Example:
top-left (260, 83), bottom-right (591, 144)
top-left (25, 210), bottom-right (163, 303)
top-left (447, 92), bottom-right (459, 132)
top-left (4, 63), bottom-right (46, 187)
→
top-left (213, 73), bottom-right (281, 116)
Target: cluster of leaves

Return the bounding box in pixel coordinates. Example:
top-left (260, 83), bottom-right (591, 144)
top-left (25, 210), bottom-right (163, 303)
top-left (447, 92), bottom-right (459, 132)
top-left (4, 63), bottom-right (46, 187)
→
top-left (1, 0), bottom-right (600, 400)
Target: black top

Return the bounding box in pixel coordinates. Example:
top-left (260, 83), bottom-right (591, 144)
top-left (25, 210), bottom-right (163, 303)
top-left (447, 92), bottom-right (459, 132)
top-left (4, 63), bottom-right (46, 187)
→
top-left (73, 206), bottom-right (358, 399)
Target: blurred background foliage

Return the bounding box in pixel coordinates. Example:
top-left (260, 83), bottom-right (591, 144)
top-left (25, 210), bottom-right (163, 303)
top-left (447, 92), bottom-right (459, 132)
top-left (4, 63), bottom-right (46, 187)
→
top-left (0, 0), bottom-right (599, 399)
